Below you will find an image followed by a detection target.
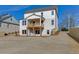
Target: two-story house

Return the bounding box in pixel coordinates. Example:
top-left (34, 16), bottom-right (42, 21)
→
top-left (20, 6), bottom-right (58, 36)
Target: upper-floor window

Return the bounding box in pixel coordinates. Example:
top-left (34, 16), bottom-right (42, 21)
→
top-left (51, 11), bottom-right (54, 15)
top-left (51, 20), bottom-right (54, 25)
top-left (22, 20), bottom-right (26, 25)
top-left (10, 18), bottom-right (12, 21)
top-left (41, 12), bottom-right (43, 16)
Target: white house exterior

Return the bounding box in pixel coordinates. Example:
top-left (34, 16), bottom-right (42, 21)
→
top-left (20, 6), bottom-right (58, 36)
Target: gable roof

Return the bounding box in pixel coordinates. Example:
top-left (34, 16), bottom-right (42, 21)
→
top-left (0, 14), bottom-right (11, 20)
top-left (25, 5), bottom-right (58, 14)
top-left (24, 13), bottom-right (45, 21)
top-left (0, 14), bottom-right (19, 25)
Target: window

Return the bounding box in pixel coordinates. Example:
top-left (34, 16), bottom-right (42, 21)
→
top-left (41, 12), bottom-right (43, 16)
top-left (22, 20), bottom-right (26, 25)
top-left (47, 30), bottom-right (49, 34)
top-left (22, 30), bottom-right (27, 34)
top-left (51, 20), bottom-right (54, 25)
top-left (51, 11), bottom-right (54, 15)
top-left (35, 30), bottom-right (40, 34)
top-left (11, 18), bottom-right (12, 21)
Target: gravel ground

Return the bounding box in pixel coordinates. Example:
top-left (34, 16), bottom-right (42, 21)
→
top-left (0, 32), bottom-right (79, 54)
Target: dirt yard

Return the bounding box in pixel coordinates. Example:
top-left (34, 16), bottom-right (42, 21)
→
top-left (0, 32), bottom-right (79, 54)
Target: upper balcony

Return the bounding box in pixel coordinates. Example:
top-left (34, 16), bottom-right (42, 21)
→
top-left (27, 23), bottom-right (44, 29)
top-left (27, 18), bottom-right (44, 29)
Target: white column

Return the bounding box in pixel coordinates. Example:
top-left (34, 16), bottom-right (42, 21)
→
top-left (54, 10), bottom-right (57, 29)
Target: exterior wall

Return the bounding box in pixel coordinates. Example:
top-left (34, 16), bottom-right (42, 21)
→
top-left (20, 9), bottom-right (58, 36)
top-left (19, 20), bottom-right (27, 36)
top-left (41, 10), bottom-right (56, 36)
top-left (0, 17), bottom-right (19, 33)
top-left (0, 23), bottom-right (19, 33)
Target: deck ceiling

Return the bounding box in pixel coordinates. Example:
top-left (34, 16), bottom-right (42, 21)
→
top-left (28, 18), bottom-right (45, 22)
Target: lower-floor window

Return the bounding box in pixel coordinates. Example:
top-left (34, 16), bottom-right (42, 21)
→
top-left (22, 30), bottom-right (27, 34)
top-left (35, 30), bottom-right (40, 34)
top-left (47, 30), bottom-right (49, 34)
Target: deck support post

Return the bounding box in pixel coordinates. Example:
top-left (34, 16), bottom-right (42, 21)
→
top-left (33, 27), bottom-right (34, 36)
top-left (40, 16), bottom-right (42, 36)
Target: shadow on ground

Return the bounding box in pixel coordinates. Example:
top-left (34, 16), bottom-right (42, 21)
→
top-left (67, 33), bottom-right (79, 43)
